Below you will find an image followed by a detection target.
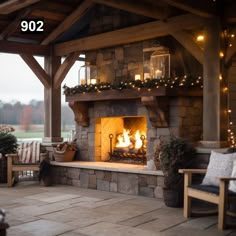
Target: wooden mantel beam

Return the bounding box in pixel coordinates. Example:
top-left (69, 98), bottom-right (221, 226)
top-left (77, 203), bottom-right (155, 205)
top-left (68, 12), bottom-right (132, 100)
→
top-left (41, 0), bottom-right (94, 45)
top-left (0, 41), bottom-right (50, 56)
top-left (54, 13), bottom-right (205, 56)
top-left (20, 54), bottom-right (50, 88)
top-left (93, 0), bottom-right (171, 20)
top-left (0, 0), bottom-right (41, 14)
top-left (54, 52), bottom-right (80, 89)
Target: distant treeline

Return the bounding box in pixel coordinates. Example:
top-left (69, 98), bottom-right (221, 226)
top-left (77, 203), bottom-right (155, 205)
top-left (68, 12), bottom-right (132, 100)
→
top-left (0, 100), bottom-right (74, 125)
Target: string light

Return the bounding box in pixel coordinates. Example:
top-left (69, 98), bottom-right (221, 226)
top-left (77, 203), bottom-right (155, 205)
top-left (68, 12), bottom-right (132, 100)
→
top-left (196, 35), bottom-right (204, 42)
top-left (223, 87), bottom-right (228, 92)
top-left (63, 76), bottom-right (203, 96)
top-left (219, 51), bottom-right (224, 58)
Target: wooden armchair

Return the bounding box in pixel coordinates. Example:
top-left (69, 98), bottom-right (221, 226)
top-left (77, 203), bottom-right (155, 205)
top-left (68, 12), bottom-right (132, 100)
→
top-left (6, 142), bottom-right (45, 187)
top-left (179, 169), bottom-right (236, 230)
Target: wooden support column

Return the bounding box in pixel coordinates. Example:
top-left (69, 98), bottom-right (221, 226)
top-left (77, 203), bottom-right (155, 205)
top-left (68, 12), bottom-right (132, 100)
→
top-left (201, 18), bottom-right (228, 148)
top-left (43, 56), bottom-right (63, 143)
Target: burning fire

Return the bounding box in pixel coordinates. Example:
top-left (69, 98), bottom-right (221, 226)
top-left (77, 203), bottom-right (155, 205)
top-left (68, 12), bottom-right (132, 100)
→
top-left (116, 129), bottom-right (144, 149)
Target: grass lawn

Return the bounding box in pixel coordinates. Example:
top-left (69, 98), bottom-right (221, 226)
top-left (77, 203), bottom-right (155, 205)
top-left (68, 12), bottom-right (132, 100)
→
top-left (14, 131), bottom-right (73, 141)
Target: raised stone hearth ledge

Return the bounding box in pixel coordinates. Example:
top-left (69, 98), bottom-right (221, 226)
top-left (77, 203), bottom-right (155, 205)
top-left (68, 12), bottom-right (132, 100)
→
top-left (50, 161), bottom-right (163, 176)
top-left (50, 161), bottom-right (165, 198)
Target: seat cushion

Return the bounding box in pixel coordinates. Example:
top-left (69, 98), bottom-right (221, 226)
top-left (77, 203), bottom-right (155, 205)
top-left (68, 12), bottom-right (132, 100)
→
top-left (190, 184), bottom-right (236, 196)
top-left (229, 160), bottom-right (236, 193)
top-left (201, 151), bottom-right (236, 187)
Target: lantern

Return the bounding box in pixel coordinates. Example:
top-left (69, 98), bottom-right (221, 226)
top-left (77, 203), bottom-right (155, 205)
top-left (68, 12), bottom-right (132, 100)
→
top-left (143, 46), bottom-right (170, 79)
top-left (78, 62), bottom-right (97, 85)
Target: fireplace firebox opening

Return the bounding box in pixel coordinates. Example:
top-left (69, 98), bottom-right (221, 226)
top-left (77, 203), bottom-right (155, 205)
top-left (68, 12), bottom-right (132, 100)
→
top-left (95, 116), bottom-right (147, 164)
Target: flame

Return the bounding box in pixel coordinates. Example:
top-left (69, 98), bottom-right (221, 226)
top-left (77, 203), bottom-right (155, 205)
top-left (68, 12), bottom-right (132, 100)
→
top-left (116, 129), bottom-right (143, 149)
top-left (134, 130), bottom-right (142, 149)
top-left (116, 129), bottom-right (131, 148)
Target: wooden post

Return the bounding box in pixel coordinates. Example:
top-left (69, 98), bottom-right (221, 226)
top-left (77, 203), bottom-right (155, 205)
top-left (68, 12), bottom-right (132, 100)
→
top-left (201, 17), bottom-right (228, 148)
top-left (43, 56), bottom-right (63, 143)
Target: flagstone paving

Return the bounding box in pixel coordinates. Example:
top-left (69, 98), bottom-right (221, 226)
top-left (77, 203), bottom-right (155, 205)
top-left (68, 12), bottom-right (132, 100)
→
top-left (0, 181), bottom-right (236, 236)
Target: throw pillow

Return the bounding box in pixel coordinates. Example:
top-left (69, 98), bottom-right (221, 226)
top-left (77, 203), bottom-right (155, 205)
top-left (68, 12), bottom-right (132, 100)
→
top-left (229, 160), bottom-right (236, 192)
top-left (202, 150), bottom-right (236, 186)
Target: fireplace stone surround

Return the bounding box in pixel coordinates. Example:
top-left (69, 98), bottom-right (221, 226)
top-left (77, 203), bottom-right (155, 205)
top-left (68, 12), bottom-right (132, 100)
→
top-left (67, 88), bottom-right (203, 169)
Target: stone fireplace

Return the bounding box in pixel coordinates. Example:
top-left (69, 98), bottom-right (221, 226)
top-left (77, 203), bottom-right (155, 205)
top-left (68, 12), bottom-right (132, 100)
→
top-left (68, 88), bottom-right (203, 169)
top-left (65, 6), bottom-right (203, 168)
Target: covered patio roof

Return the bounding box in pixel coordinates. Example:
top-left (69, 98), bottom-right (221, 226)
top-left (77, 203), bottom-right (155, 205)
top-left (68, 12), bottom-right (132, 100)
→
top-left (0, 0), bottom-right (236, 146)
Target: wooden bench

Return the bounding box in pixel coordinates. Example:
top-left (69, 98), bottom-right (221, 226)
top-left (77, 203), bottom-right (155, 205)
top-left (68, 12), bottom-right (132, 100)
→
top-left (179, 169), bottom-right (236, 230)
top-left (6, 142), bottom-right (45, 187)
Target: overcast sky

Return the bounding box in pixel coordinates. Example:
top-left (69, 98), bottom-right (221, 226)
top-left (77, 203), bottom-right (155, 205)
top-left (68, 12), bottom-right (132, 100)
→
top-left (0, 53), bottom-right (83, 104)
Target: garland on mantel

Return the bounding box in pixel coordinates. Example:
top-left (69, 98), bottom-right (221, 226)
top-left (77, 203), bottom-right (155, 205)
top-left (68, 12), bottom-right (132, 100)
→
top-left (63, 76), bottom-right (203, 96)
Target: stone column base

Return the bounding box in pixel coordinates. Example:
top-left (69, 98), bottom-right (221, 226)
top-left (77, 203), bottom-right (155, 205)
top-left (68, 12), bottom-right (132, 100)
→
top-left (199, 141), bottom-right (229, 149)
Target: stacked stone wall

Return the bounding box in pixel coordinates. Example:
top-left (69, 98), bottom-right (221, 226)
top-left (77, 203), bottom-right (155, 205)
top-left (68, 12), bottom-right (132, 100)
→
top-left (51, 166), bottom-right (164, 198)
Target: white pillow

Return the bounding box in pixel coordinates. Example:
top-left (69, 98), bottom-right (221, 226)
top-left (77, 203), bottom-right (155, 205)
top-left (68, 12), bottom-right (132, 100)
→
top-left (202, 150), bottom-right (236, 186)
top-left (229, 160), bottom-right (236, 192)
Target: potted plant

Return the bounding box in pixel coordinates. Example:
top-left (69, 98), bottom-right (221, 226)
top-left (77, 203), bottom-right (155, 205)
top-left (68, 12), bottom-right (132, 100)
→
top-left (0, 125), bottom-right (18, 183)
top-left (158, 135), bottom-right (196, 207)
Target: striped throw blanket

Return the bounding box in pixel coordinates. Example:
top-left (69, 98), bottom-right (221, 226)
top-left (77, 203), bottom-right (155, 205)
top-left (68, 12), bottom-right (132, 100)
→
top-left (18, 142), bottom-right (40, 163)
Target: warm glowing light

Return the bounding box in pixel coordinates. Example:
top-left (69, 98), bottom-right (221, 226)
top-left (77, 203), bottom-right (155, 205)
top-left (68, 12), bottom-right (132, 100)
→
top-left (91, 79), bottom-right (97, 85)
top-left (116, 129), bottom-right (131, 148)
top-left (229, 44), bottom-right (233, 47)
top-left (223, 87), bottom-right (228, 92)
top-left (197, 35), bottom-right (204, 41)
top-left (134, 130), bottom-right (142, 149)
top-left (219, 51), bottom-right (224, 58)
top-left (135, 74), bottom-right (141, 80)
top-left (228, 109), bottom-right (232, 113)
top-left (230, 122), bottom-right (233, 125)
top-left (231, 34), bottom-right (235, 38)
top-left (219, 74), bottom-right (223, 80)
top-left (116, 129), bottom-right (144, 149)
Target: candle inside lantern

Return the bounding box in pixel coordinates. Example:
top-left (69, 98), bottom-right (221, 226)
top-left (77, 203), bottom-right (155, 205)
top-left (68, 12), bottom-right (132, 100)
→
top-left (155, 69), bottom-right (162, 78)
top-left (80, 79), bottom-right (86, 85)
top-left (91, 79), bottom-right (97, 85)
top-left (135, 74), bottom-right (141, 80)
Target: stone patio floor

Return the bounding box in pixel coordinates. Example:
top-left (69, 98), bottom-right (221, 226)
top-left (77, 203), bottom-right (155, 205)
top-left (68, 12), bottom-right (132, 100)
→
top-left (0, 181), bottom-right (236, 236)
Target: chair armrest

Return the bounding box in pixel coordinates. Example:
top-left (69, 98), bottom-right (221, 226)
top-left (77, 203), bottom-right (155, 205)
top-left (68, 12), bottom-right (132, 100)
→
top-left (6, 154), bottom-right (18, 158)
top-left (217, 177), bottom-right (236, 182)
top-left (179, 169), bottom-right (207, 174)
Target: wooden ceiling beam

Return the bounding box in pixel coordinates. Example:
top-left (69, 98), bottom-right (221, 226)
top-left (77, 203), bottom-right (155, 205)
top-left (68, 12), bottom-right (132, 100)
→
top-left (54, 13), bottom-right (205, 56)
top-left (0, 8), bottom-right (32, 40)
top-left (20, 54), bottom-right (50, 88)
top-left (225, 2), bottom-right (236, 23)
top-left (0, 0), bottom-right (41, 14)
top-left (0, 41), bottom-right (50, 56)
top-left (161, 0), bottom-right (216, 18)
top-left (41, 0), bottom-right (94, 45)
top-left (93, 0), bottom-right (171, 20)
top-left (54, 52), bottom-right (80, 89)
top-left (171, 31), bottom-right (203, 64)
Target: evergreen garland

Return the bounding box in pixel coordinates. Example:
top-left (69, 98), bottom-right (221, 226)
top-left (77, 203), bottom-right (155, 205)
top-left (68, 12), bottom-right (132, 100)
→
top-left (63, 76), bottom-right (203, 96)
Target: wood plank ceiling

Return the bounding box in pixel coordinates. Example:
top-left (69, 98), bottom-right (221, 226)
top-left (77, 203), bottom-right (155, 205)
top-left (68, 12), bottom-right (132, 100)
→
top-left (0, 0), bottom-right (236, 57)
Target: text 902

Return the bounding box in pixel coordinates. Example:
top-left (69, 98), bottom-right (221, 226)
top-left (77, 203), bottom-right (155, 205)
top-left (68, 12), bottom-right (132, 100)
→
top-left (20, 19), bottom-right (44, 33)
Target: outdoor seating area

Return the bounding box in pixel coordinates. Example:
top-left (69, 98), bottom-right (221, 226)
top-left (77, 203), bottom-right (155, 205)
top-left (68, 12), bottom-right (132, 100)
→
top-left (2, 0), bottom-right (236, 235)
